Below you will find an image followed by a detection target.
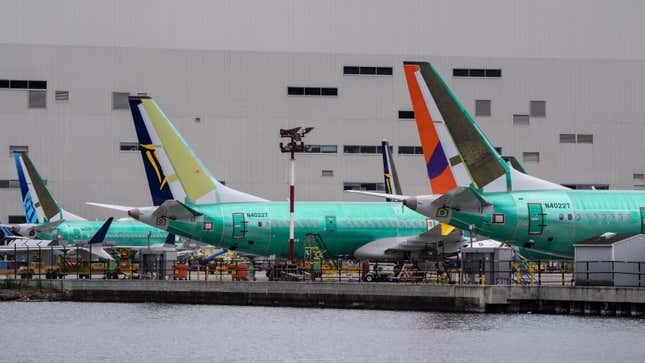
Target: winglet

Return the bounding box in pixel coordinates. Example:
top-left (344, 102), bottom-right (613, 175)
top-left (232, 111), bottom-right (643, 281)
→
top-left (88, 217), bottom-right (114, 244)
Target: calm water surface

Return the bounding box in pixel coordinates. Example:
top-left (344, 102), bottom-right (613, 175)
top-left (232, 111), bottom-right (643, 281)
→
top-left (2, 302), bottom-right (644, 363)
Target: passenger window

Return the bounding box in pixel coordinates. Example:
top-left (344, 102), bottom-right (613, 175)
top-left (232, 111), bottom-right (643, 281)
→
top-left (567, 214), bottom-right (572, 221)
top-left (558, 213), bottom-right (564, 221)
top-left (384, 221), bottom-right (389, 227)
top-left (576, 214), bottom-right (581, 221)
top-left (593, 214), bottom-right (598, 221)
top-left (627, 215), bottom-right (632, 221)
top-left (585, 214), bottom-right (590, 221)
top-left (610, 214), bottom-right (615, 221)
top-left (602, 215), bottom-right (606, 221)
top-left (618, 215), bottom-right (623, 222)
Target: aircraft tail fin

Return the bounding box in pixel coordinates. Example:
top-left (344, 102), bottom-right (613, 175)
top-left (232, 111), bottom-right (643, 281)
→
top-left (164, 232), bottom-right (176, 246)
top-left (403, 62), bottom-right (565, 192)
top-left (13, 152), bottom-right (86, 223)
top-left (381, 140), bottom-right (402, 200)
top-left (128, 96), bottom-right (267, 205)
top-left (88, 217), bottom-right (113, 244)
top-left (1, 226), bottom-right (14, 239)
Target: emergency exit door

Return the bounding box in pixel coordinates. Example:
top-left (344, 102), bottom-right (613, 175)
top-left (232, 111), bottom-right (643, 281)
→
top-left (232, 213), bottom-right (247, 240)
top-left (528, 203), bottom-right (545, 235)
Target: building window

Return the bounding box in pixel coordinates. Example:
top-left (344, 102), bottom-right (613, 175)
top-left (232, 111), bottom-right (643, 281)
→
top-left (0, 180), bottom-right (20, 189)
top-left (561, 184), bottom-right (609, 190)
top-left (559, 134), bottom-right (576, 143)
top-left (9, 80), bottom-right (28, 89)
top-left (577, 134), bottom-right (593, 144)
top-left (0, 79), bottom-right (47, 89)
top-left (303, 144), bottom-right (337, 153)
top-left (321, 170), bottom-right (334, 177)
top-left (522, 152), bottom-right (540, 163)
top-left (344, 66), bottom-right (393, 76)
top-left (28, 90), bottom-right (46, 108)
top-left (475, 100), bottom-right (491, 117)
top-left (304, 87), bottom-right (321, 96)
top-left (343, 66), bottom-right (359, 75)
top-left (28, 80), bottom-right (47, 90)
top-left (398, 146), bottom-right (423, 155)
top-left (530, 100), bottom-right (546, 117)
top-left (112, 92), bottom-right (130, 110)
top-left (55, 90), bottom-right (70, 103)
top-left (344, 145), bottom-right (391, 154)
top-left (287, 87), bottom-right (304, 95)
top-left (9, 145), bottom-right (28, 156)
top-left (343, 182), bottom-right (385, 191)
top-left (120, 142), bottom-right (138, 152)
top-left (453, 68), bottom-right (502, 78)
top-left (321, 88), bottom-right (338, 96)
top-left (288, 87), bottom-right (337, 96)
top-left (634, 173), bottom-right (644, 181)
top-left (8, 215), bottom-right (27, 224)
top-left (398, 110), bottom-right (415, 119)
top-left (513, 114), bottom-right (529, 125)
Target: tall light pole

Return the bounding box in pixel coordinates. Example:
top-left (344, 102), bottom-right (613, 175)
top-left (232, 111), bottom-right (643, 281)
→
top-left (280, 127), bottom-right (314, 263)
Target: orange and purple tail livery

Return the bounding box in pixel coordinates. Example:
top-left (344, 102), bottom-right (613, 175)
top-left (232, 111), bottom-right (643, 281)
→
top-left (404, 64), bottom-right (457, 194)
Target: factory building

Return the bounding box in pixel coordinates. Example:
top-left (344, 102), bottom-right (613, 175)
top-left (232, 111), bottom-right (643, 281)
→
top-left (0, 0), bottom-right (644, 222)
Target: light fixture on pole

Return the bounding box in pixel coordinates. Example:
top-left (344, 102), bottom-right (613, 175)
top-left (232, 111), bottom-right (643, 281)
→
top-left (279, 126), bottom-right (314, 263)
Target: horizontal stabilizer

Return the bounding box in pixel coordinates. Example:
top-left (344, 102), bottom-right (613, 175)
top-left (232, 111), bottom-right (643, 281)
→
top-left (345, 190), bottom-right (410, 201)
top-left (86, 202), bottom-right (134, 212)
top-left (34, 219), bottom-right (65, 234)
top-left (433, 186), bottom-right (492, 215)
top-left (153, 200), bottom-right (202, 221)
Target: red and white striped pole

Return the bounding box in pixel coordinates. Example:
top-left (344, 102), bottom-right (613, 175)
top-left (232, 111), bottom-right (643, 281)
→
top-left (288, 137), bottom-right (296, 263)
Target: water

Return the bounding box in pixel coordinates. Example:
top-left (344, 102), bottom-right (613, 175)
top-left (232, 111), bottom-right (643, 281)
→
top-left (2, 302), bottom-right (644, 363)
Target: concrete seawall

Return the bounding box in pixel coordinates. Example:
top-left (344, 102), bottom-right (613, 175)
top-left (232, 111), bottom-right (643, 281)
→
top-left (18, 280), bottom-right (645, 316)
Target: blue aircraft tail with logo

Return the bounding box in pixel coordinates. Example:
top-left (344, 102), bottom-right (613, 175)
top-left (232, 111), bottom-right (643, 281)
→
top-left (129, 99), bottom-right (175, 206)
top-left (13, 152), bottom-right (85, 223)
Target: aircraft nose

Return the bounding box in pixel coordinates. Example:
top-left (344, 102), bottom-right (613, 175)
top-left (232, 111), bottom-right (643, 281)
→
top-left (128, 208), bottom-right (141, 219)
top-left (402, 197), bottom-right (418, 211)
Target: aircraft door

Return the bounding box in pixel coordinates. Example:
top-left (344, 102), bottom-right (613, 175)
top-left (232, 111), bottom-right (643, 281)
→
top-left (325, 216), bottom-right (336, 232)
top-left (527, 203), bottom-right (545, 235)
top-left (232, 213), bottom-right (247, 240)
top-left (640, 208), bottom-right (645, 233)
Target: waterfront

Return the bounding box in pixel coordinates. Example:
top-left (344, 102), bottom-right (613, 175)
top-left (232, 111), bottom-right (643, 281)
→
top-left (1, 302), bottom-right (644, 362)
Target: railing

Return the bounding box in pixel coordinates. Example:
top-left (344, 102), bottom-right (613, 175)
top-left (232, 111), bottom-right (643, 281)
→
top-left (1, 256), bottom-right (644, 287)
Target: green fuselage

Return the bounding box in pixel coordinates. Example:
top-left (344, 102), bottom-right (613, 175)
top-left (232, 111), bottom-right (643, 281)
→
top-left (164, 201), bottom-right (429, 258)
top-left (37, 220), bottom-right (169, 246)
top-left (446, 190), bottom-right (645, 259)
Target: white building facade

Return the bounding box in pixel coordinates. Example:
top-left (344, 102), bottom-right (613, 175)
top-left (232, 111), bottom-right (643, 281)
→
top-left (0, 0), bottom-right (644, 222)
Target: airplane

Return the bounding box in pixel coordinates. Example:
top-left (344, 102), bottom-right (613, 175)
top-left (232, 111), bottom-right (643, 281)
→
top-left (357, 61), bottom-right (645, 259)
top-left (0, 217), bottom-right (116, 261)
top-left (89, 96), bottom-right (447, 260)
top-left (12, 151), bottom-right (171, 247)
top-left (353, 140), bottom-right (500, 260)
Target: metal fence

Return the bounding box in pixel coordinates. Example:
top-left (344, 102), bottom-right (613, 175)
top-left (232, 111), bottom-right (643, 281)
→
top-left (2, 253), bottom-right (645, 287)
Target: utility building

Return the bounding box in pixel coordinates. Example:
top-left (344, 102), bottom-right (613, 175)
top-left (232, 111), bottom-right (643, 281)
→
top-left (0, 1), bottom-right (644, 222)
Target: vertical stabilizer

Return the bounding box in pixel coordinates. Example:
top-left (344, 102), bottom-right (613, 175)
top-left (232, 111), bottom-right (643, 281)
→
top-left (88, 217), bottom-right (113, 244)
top-left (381, 140), bottom-right (402, 200)
top-left (403, 62), bottom-right (566, 192)
top-left (129, 98), bottom-right (176, 206)
top-left (128, 96), bottom-right (267, 205)
top-left (13, 152), bottom-right (85, 222)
